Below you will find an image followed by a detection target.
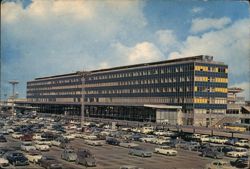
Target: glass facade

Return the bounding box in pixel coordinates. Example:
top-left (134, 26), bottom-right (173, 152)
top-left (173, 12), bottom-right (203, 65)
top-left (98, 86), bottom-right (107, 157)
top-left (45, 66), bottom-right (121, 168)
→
top-left (26, 55), bottom-right (228, 126)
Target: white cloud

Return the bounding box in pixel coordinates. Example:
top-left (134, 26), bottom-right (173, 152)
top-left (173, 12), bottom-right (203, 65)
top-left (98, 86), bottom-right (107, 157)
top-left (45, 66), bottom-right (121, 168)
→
top-left (191, 7), bottom-right (203, 14)
top-left (155, 30), bottom-right (180, 53)
top-left (190, 17), bottom-right (232, 33)
top-left (112, 41), bottom-right (163, 65)
top-left (169, 19), bottom-right (250, 78)
top-left (169, 18), bottom-right (250, 98)
top-left (1, 0), bottom-right (147, 97)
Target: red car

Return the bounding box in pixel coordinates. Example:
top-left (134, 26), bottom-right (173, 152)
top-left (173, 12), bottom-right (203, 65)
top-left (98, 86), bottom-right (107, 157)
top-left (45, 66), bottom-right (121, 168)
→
top-left (20, 134), bottom-right (33, 141)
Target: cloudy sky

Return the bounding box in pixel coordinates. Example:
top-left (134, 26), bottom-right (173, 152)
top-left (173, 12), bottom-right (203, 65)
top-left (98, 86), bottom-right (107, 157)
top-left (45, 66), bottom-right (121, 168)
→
top-left (1, 0), bottom-right (250, 100)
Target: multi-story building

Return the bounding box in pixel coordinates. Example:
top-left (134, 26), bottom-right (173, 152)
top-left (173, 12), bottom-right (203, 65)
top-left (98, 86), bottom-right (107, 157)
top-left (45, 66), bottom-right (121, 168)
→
top-left (26, 55), bottom-right (228, 126)
top-left (224, 87), bottom-right (250, 124)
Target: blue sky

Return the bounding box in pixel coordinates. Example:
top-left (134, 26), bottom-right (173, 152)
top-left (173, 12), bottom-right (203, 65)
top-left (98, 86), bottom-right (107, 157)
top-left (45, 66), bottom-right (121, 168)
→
top-left (1, 0), bottom-right (250, 100)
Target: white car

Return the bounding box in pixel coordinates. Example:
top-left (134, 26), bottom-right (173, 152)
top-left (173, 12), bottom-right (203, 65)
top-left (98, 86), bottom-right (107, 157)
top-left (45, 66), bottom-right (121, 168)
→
top-left (11, 132), bottom-right (23, 139)
top-left (205, 160), bottom-right (236, 169)
top-left (154, 130), bottom-right (168, 136)
top-left (235, 140), bottom-right (250, 148)
top-left (32, 133), bottom-right (42, 140)
top-left (209, 136), bottom-right (227, 144)
top-left (119, 140), bottom-right (139, 148)
top-left (34, 143), bottom-right (50, 151)
top-left (200, 135), bottom-right (210, 143)
top-left (34, 139), bottom-right (52, 146)
top-left (82, 134), bottom-right (97, 140)
top-left (21, 142), bottom-right (36, 152)
top-left (84, 139), bottom-right (104, 146)
top-left (0, 157), bottom-right (9, 168)
top-left (151, 138), bottom-right (170, 145)
top-left (154, 146), bottom-right (177, 156)
top-left (25, 150), bottom-right (42, 163)
top-left (62, 133), bottom-right (75, 140)
top-left (139, 135), bottom-right (156, 143)
top-left (226, 147), bottom-right (248, 158)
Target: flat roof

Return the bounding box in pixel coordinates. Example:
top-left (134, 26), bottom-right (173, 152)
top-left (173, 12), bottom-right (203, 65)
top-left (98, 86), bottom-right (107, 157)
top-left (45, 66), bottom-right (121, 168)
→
top-left (32, 55), bottom-right (226, 81)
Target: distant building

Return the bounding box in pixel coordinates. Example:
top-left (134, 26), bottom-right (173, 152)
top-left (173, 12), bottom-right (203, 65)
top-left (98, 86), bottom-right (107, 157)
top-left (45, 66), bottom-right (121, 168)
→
top-left (224, 87), bottom-right (250, 124)
top-left (24, 55), bottom-right (228, 126)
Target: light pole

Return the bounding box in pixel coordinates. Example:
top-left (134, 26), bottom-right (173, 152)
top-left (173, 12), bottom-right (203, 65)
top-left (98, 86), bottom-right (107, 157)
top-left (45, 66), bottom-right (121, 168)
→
top-left (77, 71), bottom-right (90, 128)
top-left (9, 80), bottom-right (19, 116)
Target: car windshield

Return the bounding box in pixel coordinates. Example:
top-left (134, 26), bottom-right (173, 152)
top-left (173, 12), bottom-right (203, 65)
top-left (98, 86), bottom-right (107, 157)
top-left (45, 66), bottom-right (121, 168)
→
top-left (13, 153), bottom-right (23, 157)
top-left (24, 143), bottom-right (32, 146)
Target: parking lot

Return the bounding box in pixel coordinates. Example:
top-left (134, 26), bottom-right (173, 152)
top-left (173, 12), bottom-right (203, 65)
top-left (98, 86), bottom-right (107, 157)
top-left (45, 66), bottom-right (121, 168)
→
top-left (0, 113), bottom-right (249, 169)
top-left (2, 135), bottom-right (213, 169)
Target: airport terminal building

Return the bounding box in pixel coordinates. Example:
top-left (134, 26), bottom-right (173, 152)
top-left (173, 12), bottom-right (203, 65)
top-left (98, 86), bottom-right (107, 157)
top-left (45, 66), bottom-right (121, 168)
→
top-left (25, 55), bottom-right (228, 126)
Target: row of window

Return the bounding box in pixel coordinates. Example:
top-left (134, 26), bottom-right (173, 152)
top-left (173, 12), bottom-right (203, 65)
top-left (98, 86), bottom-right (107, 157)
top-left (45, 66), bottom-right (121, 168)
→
top-left (194, 97), bottom-right (227, 104)
top-left (90, 65), bottom-right (195, 80)
top-left (194, 76), bottom-right (228, 83)
top-left (194, 86), bottom-right (228, 93)
top-left (195, 65), bottom-right (227, 73)
top-left (27, 78), bottom-right (80, 87)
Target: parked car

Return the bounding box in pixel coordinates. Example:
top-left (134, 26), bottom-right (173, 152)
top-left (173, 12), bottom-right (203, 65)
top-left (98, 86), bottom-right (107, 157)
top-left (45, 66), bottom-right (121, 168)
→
top-left (209, 136), bottom-right (227, 144)
top-left (4, 151), bottom-right (29, 166)
top-left (130, 134), bottom-right (142, 141)
top-left (25, 150), bottom-right (42, 163)
top-left (235, 140), bottom-right (250, 148)
top-left (11, 132), bottom-right (23, 139)
top-left (0, 135), bottom-right (7, 142)
top-left (225, 138), bottom-right (239, 146)
top-left (119, 140), bottom-right (139, 148)
top-left (184, 142), bottom-right (200, 151)
top-left (230, 157), bottom-right (249, 168)
top-left (76, 149), bottom-right (96, 167)
top-left (106, 137), bottom-right (120, 145)
top-left (201, 147), bottom-right (224, 159)
top-left (128, 147), bottom-right (152, 157)
top-left (120, 165), bottom-right (142, 169)
top-left (38, 156), bottom-right (62, 169)
top-left (175, 140), bottom-right (189, 149)
top-left (20, 134), bottom-right (33, 141)
top-left (205, 160), bottom-right (236, 169)
top-left (154, 146), bottom-right (177, 156)
top-left (139, 135), bottom-right (156, 143)
top-left (20, 142), bottom-right (36, 152)
top-left (0, 157), bottom-right (9, 168)
top-left (199, 135), bottom-right (210, 143)
top-left (61, 148), bottom-right (77, 162)
top-left (34, 142), bottom-right (50, 151)
top-left (84, 139), bottom-right (104, 146)
top-left (226, 147), bottom-right (248, 158)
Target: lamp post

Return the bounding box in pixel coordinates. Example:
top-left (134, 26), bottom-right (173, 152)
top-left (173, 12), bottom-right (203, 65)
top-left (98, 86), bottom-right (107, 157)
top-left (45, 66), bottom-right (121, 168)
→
top-left (77, 71), bottom-right (90, 128)
top-left (9, 80), bottom-right (19, 116)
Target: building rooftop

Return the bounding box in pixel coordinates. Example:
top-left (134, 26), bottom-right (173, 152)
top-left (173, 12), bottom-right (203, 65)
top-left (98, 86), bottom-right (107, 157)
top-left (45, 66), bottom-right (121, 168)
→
top-left (33, 55), bottom-right (225, 81)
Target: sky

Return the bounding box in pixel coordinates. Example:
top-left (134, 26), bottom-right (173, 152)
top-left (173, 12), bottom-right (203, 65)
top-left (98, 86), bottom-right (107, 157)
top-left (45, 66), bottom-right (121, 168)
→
top-left (1, 0), bottom-right (250, 100)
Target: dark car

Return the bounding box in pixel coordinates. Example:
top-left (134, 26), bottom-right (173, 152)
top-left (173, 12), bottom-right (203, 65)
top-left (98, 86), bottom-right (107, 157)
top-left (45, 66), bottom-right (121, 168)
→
top-left (76, 149), bottom-right (96, 167)
top-left (20, 134), bottom-right (33, 142)
top-left (38, 156), bottom-right (62, 169)
top-left (4, 151), bottom-right (29, 166)
top-left (225, 138), bottom-right (239, 146)
top-left (106, 137), bottom-right (120, 145)
top-left (0, 135), bottom-right (7, 142)
top-left (201, 147), bottom-right (224, 159)
top-left (130, 134), bottom-right (142, 141)
top-left (230, 157), bottom-right (249, 168)
top-left (184, 142), bottom-right (200, 151)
